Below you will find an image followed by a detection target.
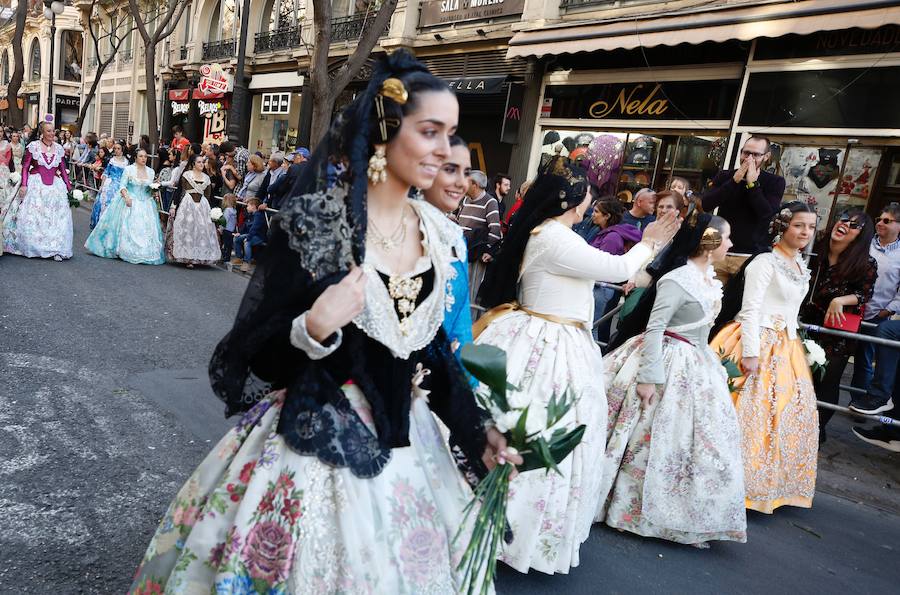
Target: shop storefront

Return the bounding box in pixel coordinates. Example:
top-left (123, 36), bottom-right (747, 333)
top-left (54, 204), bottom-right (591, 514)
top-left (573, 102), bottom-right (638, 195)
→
top-left (55, 94), bottom-right (80, 132)
top-left (734, 25), bottom-right (900, 227)
top-left (247, 71), bottom-right (304, 154)
top-left (25, 92), bottom-right (40, 127)
top-left (529, 65), bottom-right (742, 200)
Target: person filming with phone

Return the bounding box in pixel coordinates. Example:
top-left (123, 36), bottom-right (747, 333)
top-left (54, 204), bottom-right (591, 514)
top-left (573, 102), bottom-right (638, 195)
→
top-left (702, 135), bottom-right (786, 283)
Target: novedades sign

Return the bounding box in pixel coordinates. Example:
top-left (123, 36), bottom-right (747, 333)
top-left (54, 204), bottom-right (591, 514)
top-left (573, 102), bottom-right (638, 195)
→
top-left (419, 0), bottom-right (524, 27)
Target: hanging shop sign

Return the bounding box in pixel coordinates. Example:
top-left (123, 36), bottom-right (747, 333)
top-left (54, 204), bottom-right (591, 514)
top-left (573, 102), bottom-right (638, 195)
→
top-left (446, 75), bottom-right (507, 94)
top-left (198, 63), bottom-right (233, 95)
top-left (261, 92), bottom-right (291, 115)
top-left (26, 92), bottom-right (40, 103)
top-left (419, 0), bottom-right (525, 27)
top-left (501, 83), bottom-right (524, 144)
top-left (55, 95), bottom-right (80, 109)
top-left (542, 80), bottom-right (740, 121)
top-left (168, 89), bottom-right (191, 116)
top-left (739, 66), bottom-right (900, 129)
top-left (755, 25), bottom-right (900, 60)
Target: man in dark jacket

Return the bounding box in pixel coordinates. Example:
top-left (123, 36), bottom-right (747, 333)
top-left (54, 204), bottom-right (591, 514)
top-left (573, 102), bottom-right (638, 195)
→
top-left (702, 135), bottom-right (786, 284)
top-left (268, 147), bottom-right (309, 209)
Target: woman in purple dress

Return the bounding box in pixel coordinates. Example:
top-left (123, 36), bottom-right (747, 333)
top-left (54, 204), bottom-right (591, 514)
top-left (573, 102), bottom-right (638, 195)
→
top-left (1, 122), bottom-right (73, 260)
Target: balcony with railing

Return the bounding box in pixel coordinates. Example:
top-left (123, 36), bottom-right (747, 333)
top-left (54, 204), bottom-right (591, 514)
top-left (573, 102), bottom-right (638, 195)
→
top-left (254, 26), bottom-right (303, 53)
top-left (331, 14), bottom-right (390, 43)
top-left (118, 48), bottom-right (133, 68)
top-left (202, 39), bottom-right (237, 61)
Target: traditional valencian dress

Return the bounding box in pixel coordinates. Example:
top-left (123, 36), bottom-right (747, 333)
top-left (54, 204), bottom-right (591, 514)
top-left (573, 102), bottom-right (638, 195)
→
top-left (129, 193), bottom-right (491, 594)
top-left (165, 170), bottom-right (220, 265)
top-left (84, 163), bottom-right (166, 265)
top-left (598, 262), bottom-right (746, 544)
top-left (1, 141), bottom-right (72, 259)
top-left (710, 251), bottom-right (817, 513)
top-left (90, 155), bottom-right (129, 229)
top-left (0, 140), bottom-right (13, 216)
top-left (474, 218), bottom-right (652, 574)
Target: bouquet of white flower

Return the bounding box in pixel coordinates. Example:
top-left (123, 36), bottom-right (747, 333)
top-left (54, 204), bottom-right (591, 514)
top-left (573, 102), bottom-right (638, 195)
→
top-left (209, 206), bottom-right (226, 227)
top-left (454, 344), bottom-right (585, 595)
top-left (802, 338), bottom-right (827, 380)
top-left (68, 188), bottom-right (84, 208)
top-left (150, 182), bottom-right (160, 191)
top-left (8, 171), bottom-right (20, 186)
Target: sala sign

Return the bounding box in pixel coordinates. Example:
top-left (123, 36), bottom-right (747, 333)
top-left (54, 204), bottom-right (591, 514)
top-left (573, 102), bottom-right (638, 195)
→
top-left (589, 83), bottom-right (669, 119)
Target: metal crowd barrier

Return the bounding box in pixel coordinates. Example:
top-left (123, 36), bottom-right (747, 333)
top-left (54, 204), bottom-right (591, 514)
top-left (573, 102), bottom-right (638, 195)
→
top-left (473, 284), bottom-right (900, 429)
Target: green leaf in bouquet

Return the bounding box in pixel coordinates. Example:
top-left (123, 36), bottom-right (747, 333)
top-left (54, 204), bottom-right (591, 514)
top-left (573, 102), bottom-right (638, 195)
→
top-left (534, 437), bottom-right (562, 475)
top-left (519, 425), bottom-right (586, 473)
top-left (547, 388), bottom-right (576, 427)
top-left (512, 405), bottom-right (529, 448)
top-left (720, 356), bottom-right (742, 379)
top-left (461, 344), bottom-right (509, 410)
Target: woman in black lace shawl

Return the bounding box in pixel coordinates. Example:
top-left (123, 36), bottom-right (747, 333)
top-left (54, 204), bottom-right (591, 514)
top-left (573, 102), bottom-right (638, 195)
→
top-left (129, 50), bottom-right (520, 594)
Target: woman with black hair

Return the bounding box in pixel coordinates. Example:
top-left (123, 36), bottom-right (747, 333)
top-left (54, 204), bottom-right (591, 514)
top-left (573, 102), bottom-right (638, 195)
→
top-left (473, 158), bottom-right (677, 575)
top-left (130, 50), bottom-right (520, 593)
top-left (165, 153), bottom-right (219, 267)
top-left (801, 209), bottom-right (877, 442)
top-left (710, 202), bottom-right (818, 514)
top-left (598, 213), bottom-right (747, 546)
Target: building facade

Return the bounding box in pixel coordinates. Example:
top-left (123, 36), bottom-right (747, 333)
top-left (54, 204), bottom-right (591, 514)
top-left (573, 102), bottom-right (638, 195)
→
top-left (0, 0), bottom-right (82, 130)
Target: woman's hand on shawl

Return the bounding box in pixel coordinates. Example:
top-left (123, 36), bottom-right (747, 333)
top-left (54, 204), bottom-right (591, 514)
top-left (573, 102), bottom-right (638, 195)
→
top-left (637, 383), bottom-right (657, 408)
top-left (305, 266), bottom-right (367, 343)
top-left (641, 210), bottom-right (679, 248)
top-left (483, 427), bottom-right (523, 479)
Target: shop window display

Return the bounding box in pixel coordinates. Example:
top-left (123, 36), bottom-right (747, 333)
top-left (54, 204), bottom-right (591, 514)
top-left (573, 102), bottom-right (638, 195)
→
top-left (538, 129), bottom-right (726, 201)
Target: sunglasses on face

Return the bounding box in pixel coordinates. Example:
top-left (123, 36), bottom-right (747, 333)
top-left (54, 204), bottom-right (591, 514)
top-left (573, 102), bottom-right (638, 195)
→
top-left (877, 217), bottom-right (898, 225)
top-left (838, 215), bottom-right (865, 229)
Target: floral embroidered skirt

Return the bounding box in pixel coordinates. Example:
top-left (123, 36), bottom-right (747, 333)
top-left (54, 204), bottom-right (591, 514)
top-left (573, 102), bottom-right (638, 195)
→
top-left (1, 178), bottom-right (72, 259)
top-left (710, 322), bottom-right (818, 514)
top-left (597, 334), bottom-right (746, 544)
top-left (129, 388), bottom-right (478, 595)
top-left (475, 312), bottom-right (607, 575)
top-left (165, 198), bottom-right (219, 265)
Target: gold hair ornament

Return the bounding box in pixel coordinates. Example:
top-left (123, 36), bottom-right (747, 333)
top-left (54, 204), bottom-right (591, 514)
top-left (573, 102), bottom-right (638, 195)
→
top-left (373, 78), bottom-right (407, 143)
top-left (699, 226), bottom-right (723, 251)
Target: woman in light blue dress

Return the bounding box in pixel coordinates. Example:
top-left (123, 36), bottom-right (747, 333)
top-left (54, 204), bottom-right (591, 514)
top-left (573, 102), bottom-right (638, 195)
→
top-left (90, 142), bottom-right (128, 229)
top-left (422, 134), bottom-right (473, 354)
top-left (85, 149), bottom-right (165, 264)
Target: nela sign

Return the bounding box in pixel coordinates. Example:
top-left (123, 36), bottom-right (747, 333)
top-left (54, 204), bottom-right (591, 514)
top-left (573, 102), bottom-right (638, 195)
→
top-left (589, 83), bottom-right (669, 119)
top-left (419, 0), bottom-right (525, 27)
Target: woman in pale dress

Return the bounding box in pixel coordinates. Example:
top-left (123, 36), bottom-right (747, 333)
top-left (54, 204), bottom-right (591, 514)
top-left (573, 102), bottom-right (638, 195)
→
top-left (598, 212), bottom-right (746, 546)
top-left (10, 131), bottom-right (24, 172)
top-left (129, 51), bottom-right (521, 594)
top-left (473, 157), bottom-right (678, 575)
top-left (165, 153), bottom-right (220, 267)
top-left (710, 202), bottom-right (818, 513)
top-left (0, 130), bottom-right (13, 216)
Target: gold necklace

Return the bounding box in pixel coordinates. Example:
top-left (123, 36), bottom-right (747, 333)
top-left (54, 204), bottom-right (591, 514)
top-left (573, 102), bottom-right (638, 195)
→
top-left (388, 274), bottom-right (424, 335)
top-left (368, 206), bottom-right (408, 252)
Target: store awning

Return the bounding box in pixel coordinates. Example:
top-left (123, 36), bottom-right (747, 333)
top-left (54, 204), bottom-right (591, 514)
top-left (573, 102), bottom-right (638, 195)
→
top-left (508, 0), bottom-right (900, 58)
top-left (248, 72), bottom-right (304, 91)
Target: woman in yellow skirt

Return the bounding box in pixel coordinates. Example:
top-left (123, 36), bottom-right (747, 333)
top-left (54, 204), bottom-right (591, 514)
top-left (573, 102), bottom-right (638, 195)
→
top-left (710, 202), bottom-right (819, 514)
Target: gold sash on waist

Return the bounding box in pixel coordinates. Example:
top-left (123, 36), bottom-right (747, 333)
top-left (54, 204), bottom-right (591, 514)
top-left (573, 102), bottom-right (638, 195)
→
top-left (472, 301), bottom-right (589, 340)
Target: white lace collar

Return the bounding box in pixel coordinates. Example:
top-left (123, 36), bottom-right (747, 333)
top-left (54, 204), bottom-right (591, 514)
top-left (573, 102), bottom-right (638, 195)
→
top-left (27, 141), bottom-right (64, 169)
top-left (661, 262), bottom-right (723, 331)
top-left (184, 170), bottom-right (211, 192)
top-left (353, 200), bottom-right (456, 359)
top-left (770, 250), bottom-right (811, 286)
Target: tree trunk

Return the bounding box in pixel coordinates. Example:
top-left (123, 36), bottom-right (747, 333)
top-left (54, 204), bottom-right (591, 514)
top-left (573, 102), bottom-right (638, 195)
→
top-left (7, 5), bottom-right (28, 127)
top-left (307, 0), bottom-right (398, 149)
top-left (143, 46), bottom-right (159, 152)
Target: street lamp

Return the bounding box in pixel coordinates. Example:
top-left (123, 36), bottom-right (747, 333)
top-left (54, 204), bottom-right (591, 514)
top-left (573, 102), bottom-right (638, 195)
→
top-left (42, 0), bottom-right (65, 122)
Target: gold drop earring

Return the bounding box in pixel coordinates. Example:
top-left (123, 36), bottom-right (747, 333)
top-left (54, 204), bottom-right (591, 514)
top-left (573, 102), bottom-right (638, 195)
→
top-left (368, 144), bottom-right (387, 184)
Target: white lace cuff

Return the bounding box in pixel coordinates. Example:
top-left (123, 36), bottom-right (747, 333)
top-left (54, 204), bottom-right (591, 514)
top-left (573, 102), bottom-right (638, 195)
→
top-left (290, 312), bottom-right (342, 360)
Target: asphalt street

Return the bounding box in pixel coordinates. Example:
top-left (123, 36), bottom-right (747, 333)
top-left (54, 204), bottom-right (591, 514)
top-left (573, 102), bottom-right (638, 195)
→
top-left (1, 206), bottom-right (899, 594)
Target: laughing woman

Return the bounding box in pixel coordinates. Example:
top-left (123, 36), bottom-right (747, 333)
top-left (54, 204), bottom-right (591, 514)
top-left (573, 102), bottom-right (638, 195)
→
top-left (421, 134), bottom-right (474, 353)
top-left (129, 51), bottom-right (519, 594)
top-left (473, 160), bottom-right (677, 575)
top-left (710, 202), bottom-right (819, 513)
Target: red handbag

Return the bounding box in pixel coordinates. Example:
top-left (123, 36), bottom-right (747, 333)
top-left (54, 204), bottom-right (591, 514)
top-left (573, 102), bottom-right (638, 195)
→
top-left (824, 306), bottom-right (864, 333)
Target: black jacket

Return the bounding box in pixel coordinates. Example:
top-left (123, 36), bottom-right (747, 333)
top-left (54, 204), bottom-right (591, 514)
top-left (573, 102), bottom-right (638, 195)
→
top-left (701, 169), bottom-right (786, 254)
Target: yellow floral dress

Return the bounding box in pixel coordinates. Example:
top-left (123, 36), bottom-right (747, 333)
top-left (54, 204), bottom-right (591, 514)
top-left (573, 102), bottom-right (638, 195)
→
top-left (710, 251), bottom-right (817, 514)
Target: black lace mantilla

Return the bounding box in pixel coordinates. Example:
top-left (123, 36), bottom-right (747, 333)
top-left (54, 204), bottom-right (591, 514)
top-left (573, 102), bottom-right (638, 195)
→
top-left (209, 222), bottom-right (489, 479)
